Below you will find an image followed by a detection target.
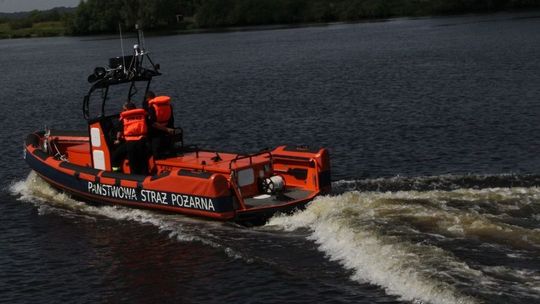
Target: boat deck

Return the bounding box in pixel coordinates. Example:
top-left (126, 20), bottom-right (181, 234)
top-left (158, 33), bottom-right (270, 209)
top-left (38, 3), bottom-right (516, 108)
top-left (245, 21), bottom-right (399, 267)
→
top-left (244, 189), bottom-right (313, 207)
top-left (155, 151), bottom-right (271, 173)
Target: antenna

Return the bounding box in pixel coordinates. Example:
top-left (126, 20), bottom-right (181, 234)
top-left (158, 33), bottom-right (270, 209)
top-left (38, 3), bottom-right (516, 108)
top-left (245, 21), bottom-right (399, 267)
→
top-left (141, 29), bottom-right (146, 53)
top-left (135, 24), bottom-right (141, 48)
top-left (119, 23), bottom-right (126, 73)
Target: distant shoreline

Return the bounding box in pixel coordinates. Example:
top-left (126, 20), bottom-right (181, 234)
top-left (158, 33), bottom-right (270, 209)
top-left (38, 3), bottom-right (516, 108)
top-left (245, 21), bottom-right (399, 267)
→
top-left (162, 10), bottom-right (540, 36)
top-left (1, 8), bottom-right (539, 40)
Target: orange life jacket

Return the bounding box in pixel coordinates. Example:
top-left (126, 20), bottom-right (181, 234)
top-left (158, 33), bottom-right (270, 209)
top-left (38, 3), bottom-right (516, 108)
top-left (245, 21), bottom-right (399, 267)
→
top-left (120, 108), bottom-right (147, 141)
top-left (149, 96), bottom-right (172, 128)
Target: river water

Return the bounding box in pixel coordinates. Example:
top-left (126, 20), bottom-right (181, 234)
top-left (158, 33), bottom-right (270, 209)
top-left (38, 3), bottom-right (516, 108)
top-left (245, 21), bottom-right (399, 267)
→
top-left (2, 11), bottom-right (540, 304)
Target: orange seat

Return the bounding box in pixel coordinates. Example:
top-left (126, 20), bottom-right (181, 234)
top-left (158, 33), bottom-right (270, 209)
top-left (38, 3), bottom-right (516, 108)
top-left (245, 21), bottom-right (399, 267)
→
top-left (66, 143), bottom-right (91, 166)
top-left (67, 143), bottom-right (90, 153)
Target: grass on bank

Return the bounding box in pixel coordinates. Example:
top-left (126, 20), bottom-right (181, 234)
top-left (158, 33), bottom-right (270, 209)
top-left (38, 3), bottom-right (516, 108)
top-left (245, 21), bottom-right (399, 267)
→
top-left (0, 21), bottom-right (65, 39)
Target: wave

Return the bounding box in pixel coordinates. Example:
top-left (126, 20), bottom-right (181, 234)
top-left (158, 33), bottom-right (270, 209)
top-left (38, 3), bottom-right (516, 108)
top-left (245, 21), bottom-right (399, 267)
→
top-left (268, 188), bottom-right (540, 304)
top-left (10, 172), bottom-right (540, 303)
top-left (332, 173), bottom-right (540, 193)
top-left (8, 172), bottom-right (251, 261)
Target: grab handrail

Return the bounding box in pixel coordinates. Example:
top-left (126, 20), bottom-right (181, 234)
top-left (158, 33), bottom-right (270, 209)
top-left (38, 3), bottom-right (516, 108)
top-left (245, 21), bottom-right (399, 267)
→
top-left (228, 150), bottom-right (272, 170)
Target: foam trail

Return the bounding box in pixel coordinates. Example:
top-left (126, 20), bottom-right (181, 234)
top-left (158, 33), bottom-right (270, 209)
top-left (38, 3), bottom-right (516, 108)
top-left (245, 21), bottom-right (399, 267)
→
top-left (10, 171), bottom-right (91, 215)
top-left (9, 172), bottom-right (248, 260)
top-left (269, 191), bottom-right (488, 304)
top-left (269, 187), bottom-right (540, 302)
top-left (480, 266), bottom-right (540, 299)
top-left (332, 174), bottom-right (540, 193)
top-left (371, 188), bottom-right (540, 250)
top-left (11, 173), bottom-right (540, 302)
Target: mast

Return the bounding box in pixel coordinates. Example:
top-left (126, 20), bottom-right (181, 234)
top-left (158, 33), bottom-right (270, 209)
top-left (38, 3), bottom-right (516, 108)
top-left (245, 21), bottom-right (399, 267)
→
top-left (83, 25), bottom-right (161, 120)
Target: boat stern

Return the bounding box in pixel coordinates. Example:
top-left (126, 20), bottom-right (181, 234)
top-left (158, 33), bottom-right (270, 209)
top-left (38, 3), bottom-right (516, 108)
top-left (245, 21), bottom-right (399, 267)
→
top-left (230, 145), bottom-right (331, 225)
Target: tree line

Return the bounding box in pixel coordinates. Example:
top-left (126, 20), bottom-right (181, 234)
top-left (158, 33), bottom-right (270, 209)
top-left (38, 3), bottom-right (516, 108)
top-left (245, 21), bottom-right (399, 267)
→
top-left (65, 0), bottom-right (196, 34)
top-left (69, 0), bottom-right (540, 33)
top-left (4, 0), bottom-right (540, 35)
top-left (193, 0), bottom-right (540, 28)
top-left (1, 8), bottom-right (71, 30)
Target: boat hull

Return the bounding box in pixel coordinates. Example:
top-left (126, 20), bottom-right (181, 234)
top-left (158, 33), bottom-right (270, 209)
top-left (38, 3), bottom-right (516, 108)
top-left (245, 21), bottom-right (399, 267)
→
top-left (25, 142), bottom-right (237, 220)
top-left (24, 132), bottom-right (326, 224)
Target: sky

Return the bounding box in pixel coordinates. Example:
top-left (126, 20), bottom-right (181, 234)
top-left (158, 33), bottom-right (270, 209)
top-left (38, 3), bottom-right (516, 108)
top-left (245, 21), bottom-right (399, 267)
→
top-left (0, 0), bottom-right (79, 13)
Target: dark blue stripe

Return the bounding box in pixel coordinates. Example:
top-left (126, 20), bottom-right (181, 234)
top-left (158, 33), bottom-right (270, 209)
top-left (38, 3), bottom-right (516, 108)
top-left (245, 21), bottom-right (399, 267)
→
top-left (25, 151), bottom-right (234, 213)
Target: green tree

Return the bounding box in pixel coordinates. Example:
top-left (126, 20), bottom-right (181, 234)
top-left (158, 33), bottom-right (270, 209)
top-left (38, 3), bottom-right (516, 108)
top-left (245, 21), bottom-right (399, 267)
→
top-left (65, 0), bottom-right (540, 35)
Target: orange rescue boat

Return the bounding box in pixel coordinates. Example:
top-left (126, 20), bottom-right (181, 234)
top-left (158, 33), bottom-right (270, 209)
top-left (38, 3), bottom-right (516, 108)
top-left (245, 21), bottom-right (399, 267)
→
top-left (23, 28), bottom-right (331, 225)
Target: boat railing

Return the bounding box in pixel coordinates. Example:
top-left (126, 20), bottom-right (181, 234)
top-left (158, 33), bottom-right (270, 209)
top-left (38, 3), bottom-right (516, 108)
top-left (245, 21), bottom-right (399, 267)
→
top-left (228, 150), bottom-right (272, 170)
top-left (185, 145), bottom-right (272, 170)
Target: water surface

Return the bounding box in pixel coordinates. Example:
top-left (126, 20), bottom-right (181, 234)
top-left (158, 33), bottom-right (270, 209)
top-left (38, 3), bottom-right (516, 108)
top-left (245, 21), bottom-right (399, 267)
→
top-left (2, 11), bottom-right (540, 304)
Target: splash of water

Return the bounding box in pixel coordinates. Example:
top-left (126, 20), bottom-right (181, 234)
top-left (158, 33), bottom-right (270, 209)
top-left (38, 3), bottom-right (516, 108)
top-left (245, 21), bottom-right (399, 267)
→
top-left (268, 188), bottom-right (540, 304)
top-left (10, 172), bottom-right (540, 303)
top-left (9, 172), bottom-right (250, 261)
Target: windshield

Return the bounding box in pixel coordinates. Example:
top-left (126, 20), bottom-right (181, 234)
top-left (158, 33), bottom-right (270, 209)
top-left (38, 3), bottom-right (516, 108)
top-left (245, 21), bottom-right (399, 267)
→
top-left (85, 81), bottom-right (149, 119)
